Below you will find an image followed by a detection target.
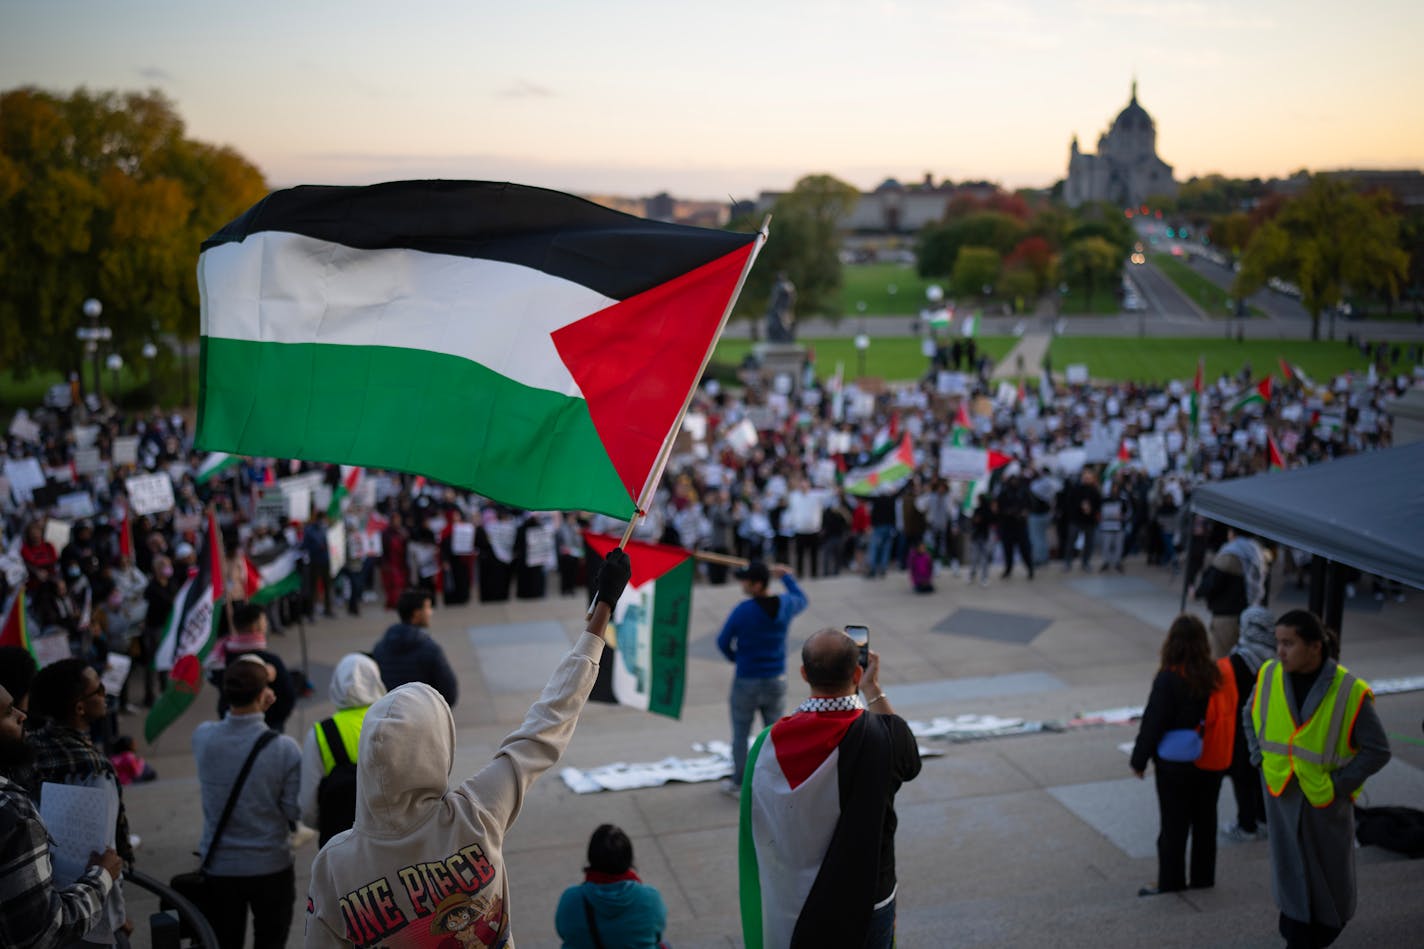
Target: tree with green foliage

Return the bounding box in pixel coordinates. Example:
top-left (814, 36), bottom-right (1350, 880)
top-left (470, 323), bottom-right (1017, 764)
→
top-left (1233, 175), bottom-right (1408, 340)
top-left (997, 267), bottom-right (1038, 313)
top-left (949, 246), bottom-right (1001, 299)
top-left (916, 212), bottom-right (1026, 279)
top-left (0, 87), bottom-right (267, 388)
top-left (1060, 236), bottom-right (1121, 310)
top-left (732, 173), bottom-right (859, 324)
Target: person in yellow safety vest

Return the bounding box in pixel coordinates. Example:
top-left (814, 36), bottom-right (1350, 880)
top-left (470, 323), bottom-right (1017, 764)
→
top-left (1244, 609), bottom-right (1390, 949)
top-left (298, 653), bottom-right (388, 845)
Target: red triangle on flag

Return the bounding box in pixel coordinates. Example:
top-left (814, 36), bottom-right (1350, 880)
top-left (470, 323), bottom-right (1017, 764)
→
top-left (583, 532), bottom-right (692, 587)
top-left (987, 450), bottom-right (1013, 471)
top-left (555, 244), bottom-right (756, 509)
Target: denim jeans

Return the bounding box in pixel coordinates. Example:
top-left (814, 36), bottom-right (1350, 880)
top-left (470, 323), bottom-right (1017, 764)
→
top-left (868, 525), bottom-right (896, 577)
top-left (864, 896), bottom-right (896, 949)
top-left (1027, 512), bottom-right (1050, 565)
top-left (730, 675), bottom-right (786, 783)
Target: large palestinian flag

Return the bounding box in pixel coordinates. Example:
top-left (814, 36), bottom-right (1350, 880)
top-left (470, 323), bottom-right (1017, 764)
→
top-left (196, 180), bottom-right (763, 518)
top-left (584, 533), bottom-right (691, 719)
top-left (844, 434), bottom-right (915, 497)
top-left (145, 512), bottom-right (225, 743)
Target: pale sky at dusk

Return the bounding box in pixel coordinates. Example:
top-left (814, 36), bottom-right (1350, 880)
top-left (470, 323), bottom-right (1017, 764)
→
top-left (2, 0), bottom-right (1420, 200)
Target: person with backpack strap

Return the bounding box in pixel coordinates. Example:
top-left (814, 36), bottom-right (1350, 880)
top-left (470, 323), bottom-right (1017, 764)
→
top-left (555, 824), bottom-right (668, 949)
top-left (299, 653), bottom-right (387, 846)
top-left (1129, 614), bottom-right (1232, 897)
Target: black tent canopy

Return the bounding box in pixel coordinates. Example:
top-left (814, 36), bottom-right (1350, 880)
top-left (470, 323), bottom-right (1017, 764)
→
top-left (1189, 441), bottom-right (1424, 594)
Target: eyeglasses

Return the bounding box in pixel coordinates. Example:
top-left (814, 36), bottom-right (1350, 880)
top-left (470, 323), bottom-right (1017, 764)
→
top-left (83, 682), bottom-right (106, 700)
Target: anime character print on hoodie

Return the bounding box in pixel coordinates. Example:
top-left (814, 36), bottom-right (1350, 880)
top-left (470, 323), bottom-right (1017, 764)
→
top-left (304, 631), bottom-right (605, 949)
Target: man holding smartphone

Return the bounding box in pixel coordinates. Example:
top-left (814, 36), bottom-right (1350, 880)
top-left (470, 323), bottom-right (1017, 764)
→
top-left (739, 627), bottom-right (921, 949)
top-left (717, 562), bottom-right (808, 797)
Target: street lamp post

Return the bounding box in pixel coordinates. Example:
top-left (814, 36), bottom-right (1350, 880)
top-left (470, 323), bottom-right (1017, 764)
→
top-left (105, 353), bottom-right (124, 402)
top-left (142, 341), bottom-right (158, 394)
top-left (76, 298), bottom-right (110, 402)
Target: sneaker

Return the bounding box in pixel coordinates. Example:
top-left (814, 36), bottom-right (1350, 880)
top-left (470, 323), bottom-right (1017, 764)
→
top-left (979, 578), bottom-right (989, 588)
top-left (1221, 823), bottom-right (1261, 843)
top-left (719, 778), bottom-right (741, 799)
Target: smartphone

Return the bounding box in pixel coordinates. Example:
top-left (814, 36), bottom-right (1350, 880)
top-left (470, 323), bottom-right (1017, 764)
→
top-left (844, 624), bottom-right (870, 668)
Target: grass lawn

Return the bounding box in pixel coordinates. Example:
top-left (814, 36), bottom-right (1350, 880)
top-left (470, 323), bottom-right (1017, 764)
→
top-left (712, 336), bottom-right (1016, 383)
top-left (840, 263), bottom-right (939, 316)
top-left (1149, 254), bottom-right (1264, 319)
top-left (1059, 286), bottom-right (1124, 316)
top-left (1, 366), bottom-right (174, 413)
top-left (1047, 337), bottom-right (1374, 384)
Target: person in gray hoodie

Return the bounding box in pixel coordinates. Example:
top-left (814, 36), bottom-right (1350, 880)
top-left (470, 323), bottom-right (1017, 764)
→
top-left (304, 548), bottom-right (631, 949)
top-left (299, 654), bottom-right (387, 845)
top-left (372, 590), bottom-right (458, 708)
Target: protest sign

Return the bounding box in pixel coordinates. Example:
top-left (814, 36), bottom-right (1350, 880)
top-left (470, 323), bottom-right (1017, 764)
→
top-left (3, 458), bottom-right (45, 503)
top-left (55, 492), bottom-right (96, 520)
top-left (1065, 364), bottom-right (1089, 385)
top-left (7, 411), bottom-right (40, 443)
top-left (44, 519), bottom-right (72, 551)
top-left (125, 473), bottom-right (175, 516)
top-left (73, 448), bottom-right (105, 476)
top-left (450, 521), bottom-right (475, 555)
top-left (939, 446), bottom-right (990, 481)
top-left (111, 436), bottom-right (139, 466)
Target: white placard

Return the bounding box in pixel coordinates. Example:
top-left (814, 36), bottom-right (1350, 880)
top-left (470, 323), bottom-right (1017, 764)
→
top-left (55, 492), bottom-right (96, 519)
top-left (32, 632), bottom-right (73, 667)
top-left (255, 488), bottom-right (287, 524)
top-left (39, 782), bottom-right (117, 881)
top-left (71, 425), bottom-right (99, 449)
top-left (3, 458), bottom-right (45, 503)
top-left (937, 371), bottom-right (968, 395)
top-left (125, 473), bottom-right (175, 516)
top-left (100, 655), bottom-right (132, 696)
top-left (44, 518), bottom-right (72, 551)
top-left (939, 446), bottom-right (989, 481)
top-left (682, 413), bottom-right (707, 442)
top-left (725, 418), bottom-right (759, 454)
top-left (1065, 364), bottom-right (1089, 385)
top-left (523, 523), bottom-right (557, 569)
top-left (1138, 433), bottom-right (1168, 476)
top-left (111, 436), bottom-right (140, 466)
top-left (7, 411), bottom-right (41, 443)
top-left (73, 448), bottom-right (105, 476)
top-left (361, 529), bottom-right (383, 558)
top-left (284, 486), bottom-right (312, 522)
top-left (450, 521), bottom-right (475, 555)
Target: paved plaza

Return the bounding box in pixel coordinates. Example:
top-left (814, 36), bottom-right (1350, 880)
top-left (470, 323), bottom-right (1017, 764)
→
top-left (121, 559), bottom-right (1424, 948)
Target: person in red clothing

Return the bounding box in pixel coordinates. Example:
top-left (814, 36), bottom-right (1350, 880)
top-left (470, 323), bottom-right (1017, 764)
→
top-left (850, 496), bottom-right (871, 575)
top-left (19, 521), bottom-right (58, 589)
top-left (380, 511), bottom-right (409, 611)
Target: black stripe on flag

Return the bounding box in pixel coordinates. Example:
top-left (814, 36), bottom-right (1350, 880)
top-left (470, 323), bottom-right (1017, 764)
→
top-left (202, 180), bottom-right (759, 302)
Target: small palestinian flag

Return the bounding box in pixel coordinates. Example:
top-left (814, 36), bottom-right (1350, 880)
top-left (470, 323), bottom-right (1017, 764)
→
top-left (196, 180), bottom-right (763, 518)
top-left (1105, 439), bottom-right (1131, 480)
top-left (844, 434), bottom-right (914, 497)
top-left (583, 533), bottom-right (692, 719)
top-left (327, 465), bottom-right (363, 519)
top-left (0, 588), bottom-right (32, 658)
top-left (1267, 435), bottom-right (1285, 472)
top-left (146, 511), bottom-right (225, 743)
top-left (244, 549), bottom-right (303, 606)
top-left (194, 451), bottom-right (241, 485)
top-left (1228, 377), bottom-right (1272, 414)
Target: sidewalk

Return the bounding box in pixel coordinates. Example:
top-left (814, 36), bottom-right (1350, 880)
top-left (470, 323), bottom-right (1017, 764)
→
top-left (990, 332), bottom-right (1051, 381)
top-left (119, 560), bottom-right (1424, 948)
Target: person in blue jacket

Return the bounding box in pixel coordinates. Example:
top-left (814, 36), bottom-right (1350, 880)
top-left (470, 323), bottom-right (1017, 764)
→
top-left (717, 561), bottom-right (808, 796)
top-left (555, 824), bottom-right (667, 949)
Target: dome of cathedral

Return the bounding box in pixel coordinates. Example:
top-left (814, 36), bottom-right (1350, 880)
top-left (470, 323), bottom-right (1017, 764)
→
top-left (1112, 94), bottom-right (1153, 134)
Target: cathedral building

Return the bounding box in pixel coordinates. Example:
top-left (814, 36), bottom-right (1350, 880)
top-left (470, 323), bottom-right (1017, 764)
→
top-left (1064, 83), bottom-right (1177, 208)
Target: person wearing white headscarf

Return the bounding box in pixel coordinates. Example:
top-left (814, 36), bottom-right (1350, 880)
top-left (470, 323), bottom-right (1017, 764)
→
top-left (1194, 529), bottom-right (1265, 658)
top-left (1222, 606), bottom-right (1276, 842)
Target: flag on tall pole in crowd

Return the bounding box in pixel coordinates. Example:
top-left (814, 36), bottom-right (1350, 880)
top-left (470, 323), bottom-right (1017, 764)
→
top-left (1267, 435), bottom-right (1286, 472)
top-left (961, 314), bottom-right (980, 339)
top-left (195, 180), bottom-right (765, 519)
top-left (145, 510), bottom-right (225, 743)
top-left (327, 465), bottom-right (363, 519)
top-left (194, 451), bottom-right (241, 485)
top-left (844, 435), bottom-right (915, 497)
top-left (583, 533), bottom-right (691, 720)
top-left (1228, 376), bottom-right (1272, 414)
top-left (1039, 366), bottom-right (1055, 406)
top-left (118, 504), bottom-right (132, 561)
top-left (0, 588), bottom-right (32, 658)
top-left (1189, 356), bottom-right (1204, 431)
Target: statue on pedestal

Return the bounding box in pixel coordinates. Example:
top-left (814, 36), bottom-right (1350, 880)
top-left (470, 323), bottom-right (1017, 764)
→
top-left (764, 272), bottom-right (797, 343)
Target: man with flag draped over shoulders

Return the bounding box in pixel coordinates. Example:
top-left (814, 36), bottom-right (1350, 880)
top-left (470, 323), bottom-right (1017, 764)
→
top-left (739, 628), bottom-right (921, 949)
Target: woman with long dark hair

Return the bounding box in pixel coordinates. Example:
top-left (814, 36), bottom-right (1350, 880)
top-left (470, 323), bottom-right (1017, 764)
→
top-left (1245, 609), bottom-right (1390, 948)
top-left (1130, 613), bottom-right (1227, 896)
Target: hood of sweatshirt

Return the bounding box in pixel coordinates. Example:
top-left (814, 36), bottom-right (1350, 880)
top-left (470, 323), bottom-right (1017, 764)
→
top-left (329, 653), bottom-right (387, 709)
top-left (355, 682), bottom-right (455, 837)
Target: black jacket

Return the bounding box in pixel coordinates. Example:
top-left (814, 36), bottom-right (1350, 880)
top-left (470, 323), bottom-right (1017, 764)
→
top-left (371, 623), bottom-right (459, 707)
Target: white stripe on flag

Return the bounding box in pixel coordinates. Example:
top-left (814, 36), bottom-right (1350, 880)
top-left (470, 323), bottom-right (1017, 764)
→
top-left (199, 232), bottom-right (618, 396)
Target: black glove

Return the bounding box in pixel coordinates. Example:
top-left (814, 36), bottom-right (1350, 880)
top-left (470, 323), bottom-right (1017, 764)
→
top-left (595, 548), bottom-right (632, 608)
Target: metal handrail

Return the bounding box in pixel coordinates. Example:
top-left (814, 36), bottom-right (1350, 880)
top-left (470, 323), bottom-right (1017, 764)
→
top-left (123, 867), bottom-right (220, 949)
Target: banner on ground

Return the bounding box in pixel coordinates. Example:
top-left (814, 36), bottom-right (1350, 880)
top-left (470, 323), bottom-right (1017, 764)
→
top-left (195, 179), bottom-right (764, 519)
top-left (584, 532), bottom-right (691, 720)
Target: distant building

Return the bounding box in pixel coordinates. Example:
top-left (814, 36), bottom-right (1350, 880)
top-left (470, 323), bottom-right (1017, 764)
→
top-left (583, 192), bottom-right (735, 227)
top-left (1064, 82), bottom-right (1177, 209)
top-left (1272, 169), bottom-right (1424, 207)
top-left (753, 173), bottom-right (1003, 234)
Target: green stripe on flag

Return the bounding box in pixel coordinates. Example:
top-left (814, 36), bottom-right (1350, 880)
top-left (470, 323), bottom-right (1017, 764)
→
top-left (198, 337), bottom-right (632, 517)
top-left (738, 726), bottom-right (772, 949)
top-left (647, 559), bottom-right (693, 718)
top-left (249, 570), bottom-right (301, 606)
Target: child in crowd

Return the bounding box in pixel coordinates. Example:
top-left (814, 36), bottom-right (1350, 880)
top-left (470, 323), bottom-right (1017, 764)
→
top-left (908, 542), bottom-right (936, 594)
top-left (109, 735), bottom-right (157, 785)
